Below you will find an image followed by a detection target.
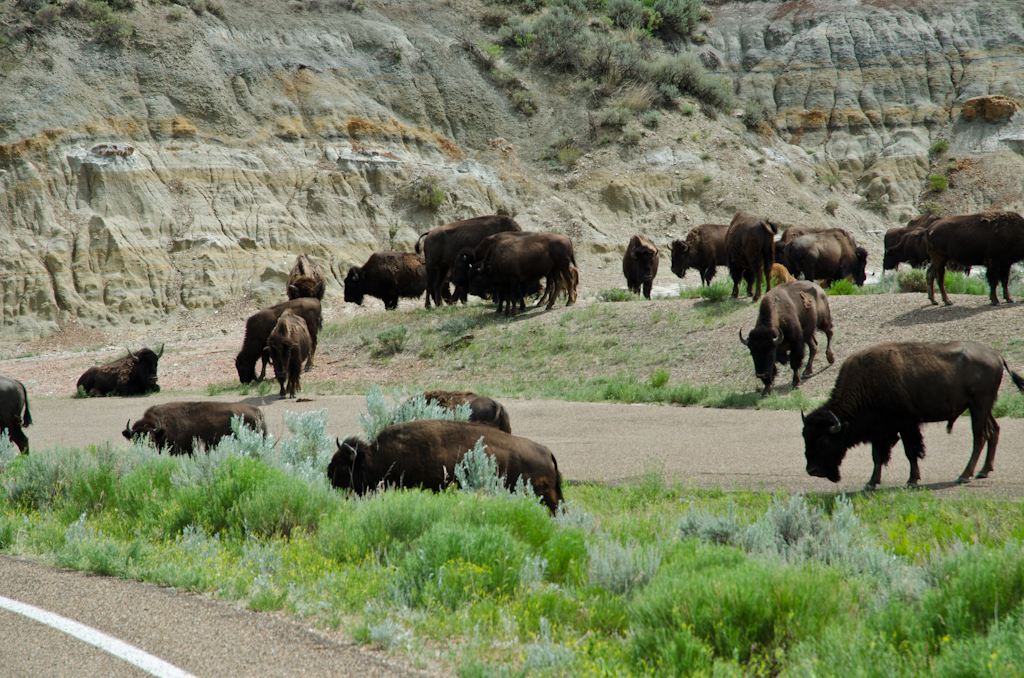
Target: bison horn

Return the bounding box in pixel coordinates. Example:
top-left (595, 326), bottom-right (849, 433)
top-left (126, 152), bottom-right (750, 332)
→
top-left (154, 415), bottom-right (165, 436)
top-left (127, 346), bottom-right (139, 362)
top-left (773, 333), bottom-right (784, 346)
top-left (828, 411), bottom-right (842, 435)
top-left (157, 343), bottom-right (164, 358)
top-left (738, 329), bottom-right (748, 346)
top-left (122, 419), bottom-right (133, 440)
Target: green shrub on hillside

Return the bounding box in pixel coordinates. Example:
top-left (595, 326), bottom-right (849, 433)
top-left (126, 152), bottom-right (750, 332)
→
top-left (928, 173), bottom-right (949, 192)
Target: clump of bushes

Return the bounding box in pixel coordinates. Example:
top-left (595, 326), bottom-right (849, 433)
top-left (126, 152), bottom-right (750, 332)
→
top-left (399, 175), bottom-right (446, 210)
top-left (930, 139), bottom-right (949, 154)
top-left (825, 199), bottom-right (839, 215)
top-left (928, 173), bottom-right (949, 192)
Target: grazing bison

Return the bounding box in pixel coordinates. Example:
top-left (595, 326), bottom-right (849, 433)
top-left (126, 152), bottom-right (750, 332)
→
top-left (422, 390), bottom-right (512, 434)
top-left (344, 251), bottom-right (426, 310)
top-left (123, 401), bottom-right (266, 455)
top-left (461, 231), bottom-right (576, 317)
top-left (926, 210), bottom-right (1024, 305)
top-left (623, 234), bottom-right (660, 299)
top-left (77, 345), bottom-right (163, 397)
top-left (0, 376), bottom-right (32, 453)
top-left (416, 215), bottom-right (522, 308)
top-left (784, 229), bottom-right (868, 287)
top-left (328, 420), bottom-right (563, 514)
top-left (776, 226), bottom-right (824, 272)
top-left (725, 211), bottom-right (778, 300)
top-left (882, 214), bottom-right (940, 271)
top-left (802, 341), bottom-right (1024, 489)
top-left (670, 223), bottom-right (729, 286)
top-left (287, 253), bottom-right (327, 300)
top-left (739, 281), bottom-right (835, 396)
top-left (236, 298), bottom-right (321, 383)
top-left (267, 310), bottom-right (312, 399)
top-left (769, 263), bottom-right (797, 285)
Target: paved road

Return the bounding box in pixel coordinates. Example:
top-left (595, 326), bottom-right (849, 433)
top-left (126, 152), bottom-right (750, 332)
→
top-left (25, 393), bottom-right (1024, 497)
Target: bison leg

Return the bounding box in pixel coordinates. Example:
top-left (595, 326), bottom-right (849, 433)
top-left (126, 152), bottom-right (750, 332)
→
top-left (960, 405), bottom-right (998, 482)
top-left (865, 432), bottom-right (899, 490)
top-left (928, 261), bottom-right (953, 306)
top-left (976, 415), bottom-right (1000, 479)
top-left (751, 267), bottom-right (763, 301)
top-left (1002, 267), bottom-right (1015, 304)
top-left (305, 339), bottom-right (317, 372)
top-left (384, 294), bottom-right (399, 310)
top-left (801, 335), bottom-right (818, 378)
top-left (822, 324), bottom-right (835, 365)
top-left (642, 280), bottom-right (652, 300)
top-left (986, 265), bottom-right (1002, 305)
top-left (898, 426), bottom-right (924, 486)
top-left (728, 265), bottom-right (742, 298)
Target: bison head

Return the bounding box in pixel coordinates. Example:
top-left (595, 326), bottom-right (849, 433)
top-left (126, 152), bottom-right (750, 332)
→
top-left (288, 276), bottom-right (324, 301)
top-left (344, 267), bottom-right (365, 305)
top-left (450, 248), bottom-right (476, 290)
top-left (852, 247), bottom-right (869, 286)
top-left (670, 240), bottom-right (690, 278)
top-left (236, 350), bottom-right (257, 384)
top-left (739, 328), bottom-right (784, 396)
top-left (127, 344), bottom-right (163, 393)
top-left (122, 416), bottom-right (168, 450)
top-left (328, 437), bottom-right (365, 491)
top-left (629, 243), bottom-right (659, 282)
top-left (801, 409), bottom-right (850, 482)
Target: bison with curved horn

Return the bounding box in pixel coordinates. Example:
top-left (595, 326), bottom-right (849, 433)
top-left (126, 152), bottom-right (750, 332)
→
top-left (77, 344), bottom-right (163, 397)
top-left (123, 401), bottom-right (266, 455)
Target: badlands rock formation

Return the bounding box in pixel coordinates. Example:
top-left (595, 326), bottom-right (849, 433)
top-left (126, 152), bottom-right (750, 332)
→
top-left (1, 0), bottom-right (1023, 337)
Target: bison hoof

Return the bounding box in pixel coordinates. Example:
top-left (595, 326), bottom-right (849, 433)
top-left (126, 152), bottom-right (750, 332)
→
top-left (930, 299), bottom-right (939, 306)
top-left (906, 481), bottom-right (921, 489)
top-left (826, 352), bottom-right (835, 364)
top-left (956, 475), bottom-right (971, 485)
top-left (975, 471), bottom-right (989, 479)
top-left (863, 483), bottom-right (878, 492)
top-left (944, 301), bottom-right (954, 307)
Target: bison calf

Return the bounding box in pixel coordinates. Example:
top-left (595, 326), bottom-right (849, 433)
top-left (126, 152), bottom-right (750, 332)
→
top-left (123, 401), bottom-right (266, 455)
top-left (739, 281), bottom-right (835, 396)
top-left (328, 420), bottom-right (563, 514)
top-left (623, 234), bottom-right (659, 299)
top-left (77, 345), bottom-right (163, 397)
top-left (267, 310), bottom-right (312, 399)
top-left (344, 251), bottom-right (427, 310)
top-left (0, 376), bottom-right (32, 453)
top-left (422, 390), bottom-right (512, 433)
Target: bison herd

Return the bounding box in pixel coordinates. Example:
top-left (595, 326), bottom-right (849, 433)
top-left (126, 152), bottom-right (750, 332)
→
top-left (2, 208), bottom-right (1024, 504)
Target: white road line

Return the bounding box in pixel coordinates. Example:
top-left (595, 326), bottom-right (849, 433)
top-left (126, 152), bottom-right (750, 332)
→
top-left (0, 595), bottom-right (199, 678)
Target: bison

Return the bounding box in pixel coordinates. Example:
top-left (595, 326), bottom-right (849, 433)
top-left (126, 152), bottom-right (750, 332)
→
top-left (77, 345), bottom-right (163, 397)
top-left (416, 215), bottom-right (522, 309)
top-left (882, 214), bottom-right (940, 271)
top-left (769, 263), bottom-right (797, 285)
top-left (236, 298), bottom-right (321, 384)
top-left (422, 390), bottom-right (512, 433)
top-left (776, 226), bottom-right (824, 272)
top-left (725, 211), bottom-right (778, 301)
top-left (286, 253), bottom-right (327, 300)
top-left (623, 234), bottom-right (660, 299)
top-left (344, 251), bottom-right (426, 310)
top-left (461, 231), bottom-right (577, 317)
top-left (122, 401), bottom-right (266, 455)
top-left (926, 210), bottom-right (1024, 305)
top-left (670, 223), bottom-right (729, 286)
top-left (802, 341), bottom-right (1024, 489)
top-left (267, 310), bottom-right (312, 399)
top-left (0, 376), bottom-right (32, 453)
top-left (328, 419), bottom-right (563, 514)
top-left (739, 281), bottom-right (835, 396)
top-left (784, 229), bottom-right (868, 287)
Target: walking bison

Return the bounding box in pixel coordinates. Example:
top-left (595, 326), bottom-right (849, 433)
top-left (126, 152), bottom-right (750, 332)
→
top-left (344, 251), bottom-right (426, 310)
top-left (926, 210), bottom-right (1024, 305)
top-left (236, 298), bottom-right (321, 384)
top-left (328, 419), bottom-right (563, 514)
top-left (77, 345), bottom-right (163, 397)
top-left (623, 234), bottom-right (660, 299)
top-left (802, 341), bottom-right (1024, 489)
top-left (267, 310), bottom-right (312, 399)
top-left (123, 401), bottom-right (266, 455)
top-left (0, 376), bottom-right (32, 453)
top-left (670, 223), bottom-right (728, 286)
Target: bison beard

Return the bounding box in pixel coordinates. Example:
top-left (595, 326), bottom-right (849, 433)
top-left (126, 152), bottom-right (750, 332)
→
top-left (802, 341), bottom-right (1024, 490)
top-left (327, 420), bottom-right (563, 514)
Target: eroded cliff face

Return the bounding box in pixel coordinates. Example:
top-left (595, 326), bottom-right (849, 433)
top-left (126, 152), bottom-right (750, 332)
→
top-left (2, 0), bottom-right (1023, 337)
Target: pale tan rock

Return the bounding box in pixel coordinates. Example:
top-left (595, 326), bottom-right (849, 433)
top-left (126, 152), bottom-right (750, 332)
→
top-left (961, 96), bottom-right (1018, 123)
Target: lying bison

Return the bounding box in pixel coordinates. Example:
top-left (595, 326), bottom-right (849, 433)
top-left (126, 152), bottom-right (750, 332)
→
top-left (725, 211), bottom-right (778, 301)
top-left (670, 223), bottom-right (728, 286)
top-left (0, 376), bottom-right (32, 453)
top-left (802, 341), bottom-right (1024, 489)
top-left (267, 310), bottom-right (311, 399)
top-left (416, 215), bottom-right (522, 308)
top-left (77, 345), bottom-right (163, 397)
top-left (784, 229), bottom-right (868, 287)
top-left (123, 401), bottom-right (266, 455)
top-left (344, 251), bottom-right (426, 310)
top-left (623, 234), bottom-right (660, 299)
top-left (328, 420), bottom-right (563, 514)
top-left (739, 281), bottom-right (835, 396)
top-left (287, 253), bottom-right (327, 300)
top-left (236, 298), bottom-right (321, 383)
top-left (926, 210), bottom-right (1024, 305)
top-left (423, 390), bottom-right (512, 433)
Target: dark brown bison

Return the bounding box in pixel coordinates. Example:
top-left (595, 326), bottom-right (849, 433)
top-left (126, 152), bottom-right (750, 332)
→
top-left (77, 345), bottom-right (164, 397)
top-left (122, 401), bottom-right (266, 455)
top-left (802, 341), bottom-right (1024, 489)
top-left (461, 231), bottom-right (577, 317)
top-left (623, 234), bottom-right (660, 299)
top-left (344, 251), bottom-right (426, 310)
top-left (882, 214), bottom-right (940, 271)
top-left (267, 310), bottom-right (312, 399)
top-left (415, 215), bottom-right (522, 308)
top-left (725, 211), bottom-right (778, 301)
top-left (287, 253), bottom-right (327, 300)
top-left (422, 390), bottom-right (512, 434)
top-left (0, 376), bottom-right (32, 454)
top-left (784, 229), bottom-right (868, 287)
top-left (328, 420), bottom-right (563, 514)
top-left (776, 226), bottom-right (824, 272)
top-left (926, 210), bottom-right (1024, 305)
top-left (739, 281), bottom-right (835, 396)
top-left (670, 223), bottom-right (728, 286)
top-left (236, 298), bottom-right (321, 384)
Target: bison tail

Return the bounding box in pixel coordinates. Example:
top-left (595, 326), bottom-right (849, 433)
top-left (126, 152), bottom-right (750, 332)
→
top-left (1005, 359), bottom-right (1024, 393)
top-left (415, 231), bottom-right (428, 254)
top-left (20, 382), bottom-right (32, 428)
